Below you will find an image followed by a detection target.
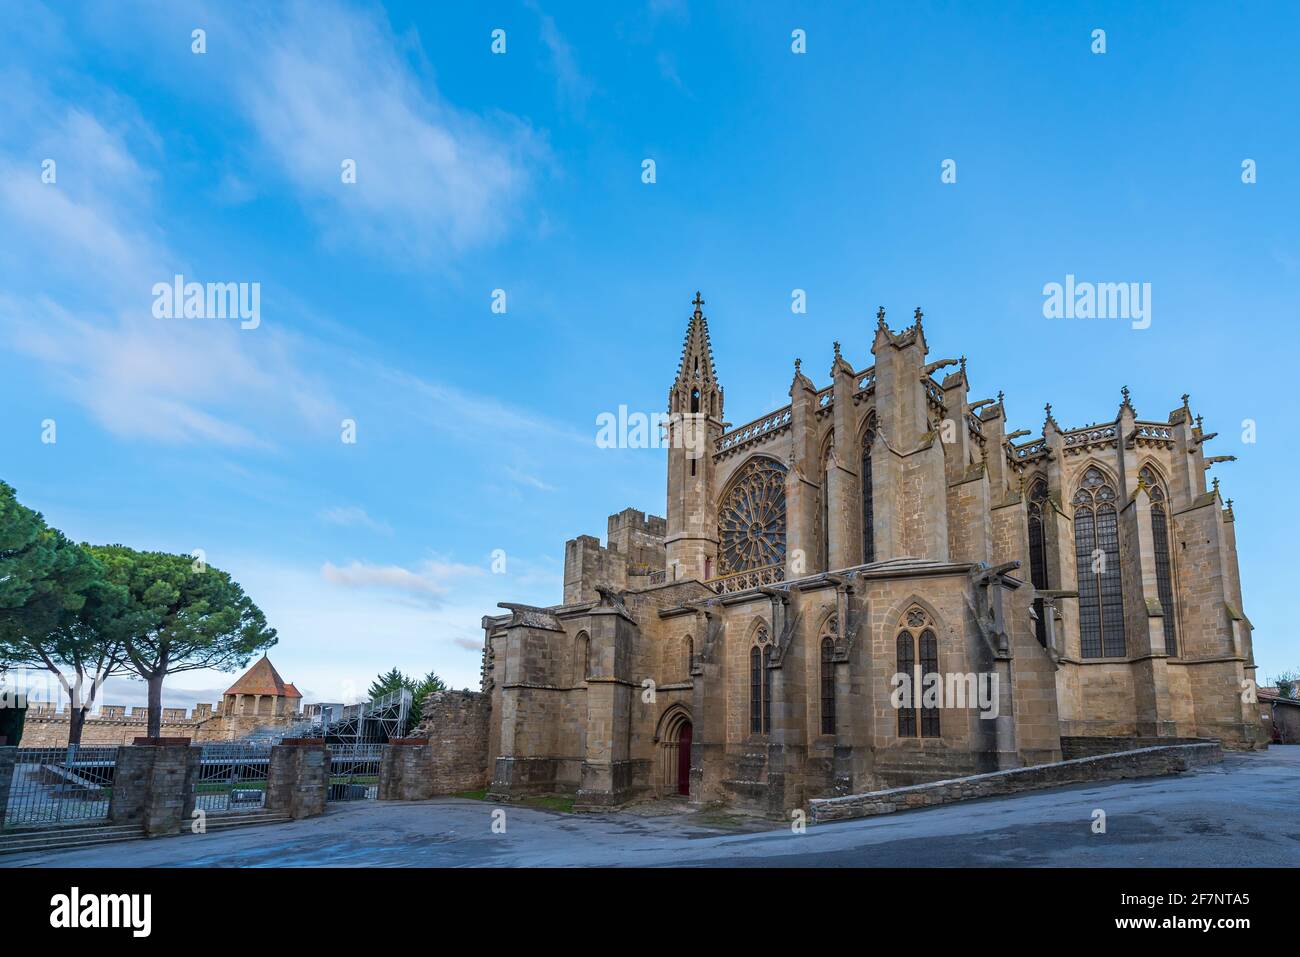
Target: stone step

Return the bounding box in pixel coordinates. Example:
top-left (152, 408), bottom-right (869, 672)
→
top-left (0, 823), bottom-right (146, 856)
top-left (197, 812), bottom-right (291, 832)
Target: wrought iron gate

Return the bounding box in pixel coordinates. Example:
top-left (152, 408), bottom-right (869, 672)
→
top-left (327, 744), bottom-right (382, 801)
top-left (4, 746), bottom-right (116, 828)
top-left (196, 744), bottom-right (271, 812)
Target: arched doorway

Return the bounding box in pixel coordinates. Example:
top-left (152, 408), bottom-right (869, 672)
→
top-left (656, 706), bottom-right (693, 797)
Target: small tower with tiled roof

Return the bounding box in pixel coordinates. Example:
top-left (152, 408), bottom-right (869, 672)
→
top-left (221, 654), bottom-right (302, 719)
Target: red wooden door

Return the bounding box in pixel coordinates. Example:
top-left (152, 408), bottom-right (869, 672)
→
top-left (677, 722), bottom-right (693, 795)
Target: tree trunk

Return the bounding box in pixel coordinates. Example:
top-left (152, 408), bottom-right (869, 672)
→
top-left (147, 673), bottom-right (164, 738)
top-left (68, 706), bottom-right (87, 747)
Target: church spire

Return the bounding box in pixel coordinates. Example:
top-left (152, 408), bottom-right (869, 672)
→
top-left (670, 290), bottom-right (723, 419)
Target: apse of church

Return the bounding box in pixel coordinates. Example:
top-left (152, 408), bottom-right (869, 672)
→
top-left (479, 294), bottom-right (1263, 815)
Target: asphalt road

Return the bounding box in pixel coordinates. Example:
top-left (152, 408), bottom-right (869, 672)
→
top-left (5, 746), bottom-right (1297, 867)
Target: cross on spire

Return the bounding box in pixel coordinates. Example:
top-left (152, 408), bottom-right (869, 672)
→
top-left (692, 291), bottom-right (705, 316)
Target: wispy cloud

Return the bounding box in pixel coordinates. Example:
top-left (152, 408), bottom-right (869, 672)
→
top-left (528, 1), bottom-right (594, 116)
top-left (224, 0), bottom-right (546, 262)
top-left (318, 505), bottom-right (393, 536)
top-left (503, 466), bottom-right (558, 492)
top-left (321, 557), bottom-right (486, 609)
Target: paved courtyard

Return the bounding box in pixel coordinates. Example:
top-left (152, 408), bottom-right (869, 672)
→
top-left (5, 747), bottom-right (1298, 867)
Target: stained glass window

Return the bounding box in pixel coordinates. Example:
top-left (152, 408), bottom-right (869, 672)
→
top-left (820, 636), bottom-right (836, 735)
top-left (896, 631), bottom-right (916, 738)
top-left (1074, 467), bottom-right (1125, 658)
top-left (862, 416), bottom-right (876, 563)
top-left (1027, 478), bottom-right (1050, 647)
top-left (1141, 466), bottom-right (1178, 656)
top-left (719, 457), bottom-right (788, 574)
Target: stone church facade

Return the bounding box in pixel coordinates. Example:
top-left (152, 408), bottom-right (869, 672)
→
top-left (478, 295), bottom-right (1263, 815)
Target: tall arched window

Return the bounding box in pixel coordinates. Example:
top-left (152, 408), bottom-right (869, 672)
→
top-left (820, 636), bottom-right (836, 734)
top-left (896, 606), bottom-right (940, 738)
top-left (574, 632), bottom-right (590, 684)
top-left (749, 645), bottom-right (762, 733)
top-left (719, 457), bottom-right (788, 575)
top-left (1073, 467), bottom-right (1125, 658)
top-left (762, 645), bottom-right (772, 733)
top-left (861, 415), bottom-right (876, 563)
top-left (895, 632), bottom-right (916, 738)
top-left (1141, 466), bottom-right (1178, 656)
top-left (820, 439), bottom-right (833, 571)
top-left (1027, 478), bottom-right (1050, 647)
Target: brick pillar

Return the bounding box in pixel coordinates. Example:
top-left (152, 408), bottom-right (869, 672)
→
top-left (0, 747), bottom-right (16, 828)
top-left (108, 738), bottom-right (200, 837)
top-left (266, 739), bottom-right (328, 819)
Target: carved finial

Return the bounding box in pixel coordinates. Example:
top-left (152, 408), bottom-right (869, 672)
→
top-left (1212, 476), bottom-right (1220, 496)
top-left (692, 291), bottom-right (704, 317)
top-left (1181, 393), bottom-right (1190, 410)
top-left (914, 306), bottom-right (924, 325)
top-left (1120, 384), bottom-right (1134, 414)
top-left (997, 389), bottom-right (1005, 406)
top-left (833, 340), bottom-right (841, 359)
top-left (794, 358), bottom-right (802, 374)
top-left (1045, 402), bottom-right (1052, 417)
top-left (876, 305), bottom-right (887, 327)
top-left (1195, 414), bottom-right (1204, 430)
top-left (1227, 498), bottom-right (1234, 509)
top-left (960, 354), bottom-right (967, 376)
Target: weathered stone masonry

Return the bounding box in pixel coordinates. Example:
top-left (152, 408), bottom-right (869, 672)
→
top-left (434, 295), bottom-right (1262, 816)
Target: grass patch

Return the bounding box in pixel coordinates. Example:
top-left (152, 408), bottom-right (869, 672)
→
top-left (453, 789), bottom-right (488, 801)
top-left (519, 794), bottom-right (575, 813)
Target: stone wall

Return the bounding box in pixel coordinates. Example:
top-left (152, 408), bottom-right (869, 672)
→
top-left (809, 741), bottom-right (1222, 823)
top-left (1059, 734), bottom-right (1209, 759)
top-left (411, 690), bottom-right (491, 794)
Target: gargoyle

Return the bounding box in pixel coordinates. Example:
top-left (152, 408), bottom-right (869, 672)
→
top-left (923, 358), bottom-right (960, 376)
top-left (594, 585), bottom-right (631, 619)
top-left (1005, 429), bottom-right (1031, 442)
top-left (1204, 455), bottom-right (1237, 468)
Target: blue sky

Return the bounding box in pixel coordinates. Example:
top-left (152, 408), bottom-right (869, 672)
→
top-left (1, 0), bottom-right (1296, 708)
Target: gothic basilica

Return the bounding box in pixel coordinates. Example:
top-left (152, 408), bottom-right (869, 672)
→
top-left (476, 294), bottom-right (1263, 814)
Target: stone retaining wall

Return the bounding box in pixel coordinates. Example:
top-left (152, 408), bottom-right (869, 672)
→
top-left (809, 742), bottom-right (1223, 824)
top-left (1059, 735), bottom-right (1210, 760)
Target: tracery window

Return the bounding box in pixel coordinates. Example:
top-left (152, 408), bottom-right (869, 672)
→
top-left (1027, 478), bottom-right (1050, 647)
top-left (894, 605), bottom-right (940, 739)
top-left (762, 645), bottom-right (772, 733)
top-left (749, 624), bottom-right (772, 735)
top-left (820, 439), bottom-right (833, 571)
top-left (1141, 466), bottom-right (1178, 656)
top-left (719, 457), bottom-right (788, 575)
top-left (1073, 467), bottom-right (1125, 658)
top-left (820, 636), bottom-right (836, 735)
top-left (861, 414), bottom-right (876, 563)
